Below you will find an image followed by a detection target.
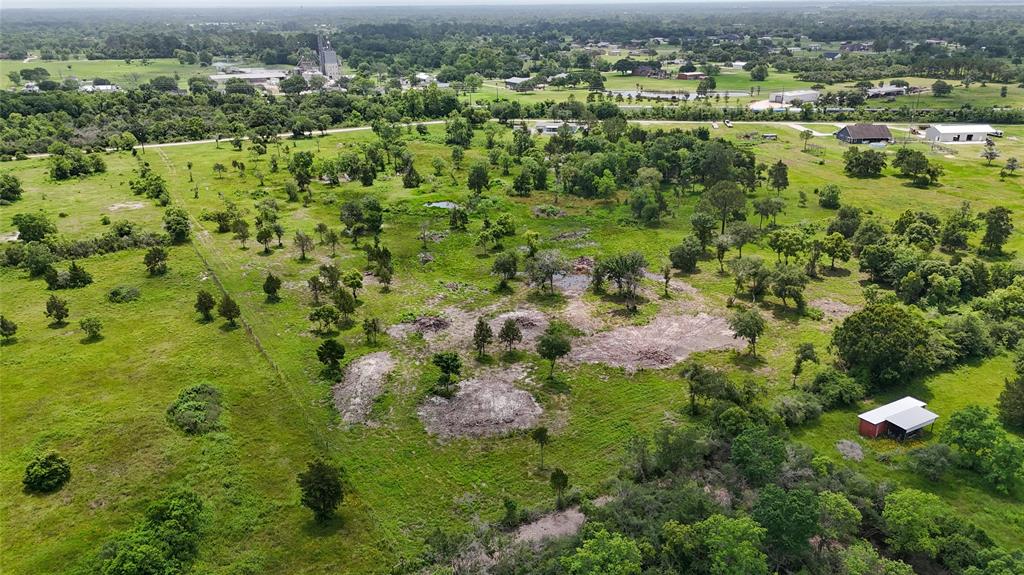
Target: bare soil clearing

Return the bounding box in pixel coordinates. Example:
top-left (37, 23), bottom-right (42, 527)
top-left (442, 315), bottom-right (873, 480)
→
top-left (836, 439), bottom-right (865, 461)
top-left (515, 507), bottom-right (586, 545)
top-left (418, 364), bottom-right (542, 438)
top-left (551, 274), bottom-right (590, 297)
top-left (332, 352), bottom-right (396, 425)
top-left (108, 202), bottom-right (146, 211)
top-left (560, 298), bottom-right (603, 334)
top-left (811, 298), bottom-right (858, 321)
top-left (488, 309), bottom-right (550, 348)
top-left (387, 305), bottom-right (549, 352)
top-left (570, 311), bottom-right (741, 371)
top-left (386, 314), bottom-right (452, 340)
top-left (643, 272), bottom-right (700, 295)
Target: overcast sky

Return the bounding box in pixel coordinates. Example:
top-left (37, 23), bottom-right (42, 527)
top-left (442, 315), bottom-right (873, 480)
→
top-left (3, 0), bottom-right (774, 9)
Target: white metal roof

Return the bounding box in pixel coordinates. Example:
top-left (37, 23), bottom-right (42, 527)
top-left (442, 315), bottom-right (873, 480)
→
top-left (209, 72), bottom-right (287, 82)
top-left (886, 406), bottom-right (939, 433)
top-left (927, 124), bottom-right (995, 134)
top-left (858, 396), bottom-right (925, 425)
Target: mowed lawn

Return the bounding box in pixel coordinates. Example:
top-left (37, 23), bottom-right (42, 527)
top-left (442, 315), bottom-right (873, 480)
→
top-left (2, 120), bottom-right (1023, 572)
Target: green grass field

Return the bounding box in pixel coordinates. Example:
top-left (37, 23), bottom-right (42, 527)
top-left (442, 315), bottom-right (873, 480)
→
top-left (0, 58), bottom-right (283, 90)
top-left (1, 58), bottom-right (208, 90)
top-left (2, 120), bottom-right (1022, 573)
top-left (853, 76), bottom-right (1024, 109)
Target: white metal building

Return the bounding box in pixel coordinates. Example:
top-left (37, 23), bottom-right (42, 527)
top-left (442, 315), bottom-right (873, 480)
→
top-left (924, 124), bottom-right (996, 144)
top-left (858, 396), bottom-right (938, 439)
top-left (769, 89), bottom-right (820, 105)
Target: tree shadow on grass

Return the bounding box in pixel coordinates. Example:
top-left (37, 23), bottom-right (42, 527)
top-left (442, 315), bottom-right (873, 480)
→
top-left (761, 301), bottom-right (803, 324)
top-left (500, 349), bottom-right (526, 363)
top-left (728, 350), bottom-right (766, 371)
top-left (0, 338), bottom-right (17, 346)
top-left (821, 267), bottom-right (852, 278)
top-left (218, 322), bottom-right (241, 333)
top-left (527, 290), bottom-right (566, 308)
top-left (301, 514), bottom-right (346, 537)
top-left (542, 373), bottom-right (571, 394)
top-left (492, 282), bottom-right (515, 296)
top-left (47, 321), bottom-right (68, 330)
top-left (80, 335), bottom-right (104, 345)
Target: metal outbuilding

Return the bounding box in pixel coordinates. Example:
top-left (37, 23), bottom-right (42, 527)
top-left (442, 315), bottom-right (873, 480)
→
top-left (858, 396), bottom-right (938, 439)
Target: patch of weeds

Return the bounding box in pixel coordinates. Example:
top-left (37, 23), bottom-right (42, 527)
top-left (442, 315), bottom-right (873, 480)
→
top-left (107, 285), bottom-right (141, 303)
top-left (369, 391), bottom-right (393, 420)
top-left (167, 383), bottom-right (222, 435)
top-left (546, 319), bottom-right (583, 338)
top-left (527, 290), bottom-right (566, 308)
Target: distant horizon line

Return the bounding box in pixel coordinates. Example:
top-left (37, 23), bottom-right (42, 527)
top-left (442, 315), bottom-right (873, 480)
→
top-left (4, 0), bottom-right (1019, 10)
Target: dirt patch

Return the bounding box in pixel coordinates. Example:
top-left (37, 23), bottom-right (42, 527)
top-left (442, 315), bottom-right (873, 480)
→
top-left (836, 440), bottom-right (864, 462)
top-left (108, 202), bottom-right (145, 211)
top-left (0, 231), bottom-right (19, 242)
top-left (561, 298), bottom-right (603, 335)
top-left (811, 298), bottom-right (858, 320)
top-left (418, 364), bottom-right (542, 438)
top-left (643, 272), bottom-right (699, 295)
top-left (551, 228), bottom-right (590, 242)
top-left (332, 352), bottom-right (396, 425)
top-left (551, 274), bottom-right (591, 297)
top-left (489, 309), bottom-right (549, 348)
top-left (570, 312), bottom-right (742, 371)
top-left (387, 315), bottom-right (452, 339)
top-left (516, 507), bottom-right (586, 545)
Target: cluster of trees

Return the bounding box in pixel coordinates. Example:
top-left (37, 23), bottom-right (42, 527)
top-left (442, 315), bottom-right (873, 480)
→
top-left (419, 367), bottom-right (1024, 574)
top-left (46, 143), bottom-right (107, 180)
top-left (86, 490), bottom-right (206, 574)
top-left (0, 80), bottom-right (463, 156)
top-left (194, 289), bottom-right (240, 326)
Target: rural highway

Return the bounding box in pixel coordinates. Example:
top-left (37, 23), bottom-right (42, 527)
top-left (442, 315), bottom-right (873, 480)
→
top-left (25, 118), bottom-right (861, 158)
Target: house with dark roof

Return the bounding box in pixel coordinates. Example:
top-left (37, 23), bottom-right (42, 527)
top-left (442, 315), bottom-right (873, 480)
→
top-left (836, 124), bottom-right (893, 144)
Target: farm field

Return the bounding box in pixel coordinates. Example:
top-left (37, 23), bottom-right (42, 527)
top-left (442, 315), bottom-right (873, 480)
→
top-left (2, 118), bottom-right (1023, 574)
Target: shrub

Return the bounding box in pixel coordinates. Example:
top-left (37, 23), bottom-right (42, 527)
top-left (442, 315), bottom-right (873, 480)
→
top-left (905, 443), bottom-right (953, 482)
top-left (715, 405), bottom-right (753, 437)
top-left (108, 285), bottom-right (141, 303)
top-left (773, 393), bottom-right (822, 427)
top-left (818, 184), bottom-right (841, 209)
top-left (942, 313), bottom-right (995, 361)
top-left (23, 451), bottom-right (71, 493)
top-left (669, 235), bottom-right (703, 273)
top-left (79, 317), bottom-right (103, 339)
top-left (808, 367), bottom-right (865, 408)
top-left (166, 383), bottom-right (222, 434)
top-left (44, 260), bottom-right (93, 290)
top-left (92, 490), bottom-right (204, 574)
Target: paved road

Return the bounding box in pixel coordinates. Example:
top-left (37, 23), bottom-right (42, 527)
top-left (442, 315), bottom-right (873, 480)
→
top-left (24, 117), bottom-right (908, 159)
